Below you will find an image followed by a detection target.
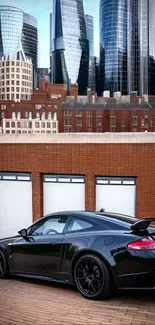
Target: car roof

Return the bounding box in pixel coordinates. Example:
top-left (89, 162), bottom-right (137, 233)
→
top-left (44, 210), bottom-right (137, 227)
top-left (46, 210), bottom-right (135, 219)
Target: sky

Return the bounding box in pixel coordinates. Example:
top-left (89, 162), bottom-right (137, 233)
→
top-left (1, 0), bottom-right (100, 68)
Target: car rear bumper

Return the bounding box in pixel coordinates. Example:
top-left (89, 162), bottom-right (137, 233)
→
top-left (116, 270), bottom-right (155, 289)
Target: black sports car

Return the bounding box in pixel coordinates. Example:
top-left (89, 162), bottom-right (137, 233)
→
top-left (0, 210), bottom-right (155, 300)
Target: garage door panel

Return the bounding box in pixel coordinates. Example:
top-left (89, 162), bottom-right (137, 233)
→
top-left (96, 177), bottom-right (136, 217)
top-left (43, 175), bottom-right (85, 215)
top-left (96, 185), bottom-right (136, 216)
top-left (0, 173), bottom-right (32, 238)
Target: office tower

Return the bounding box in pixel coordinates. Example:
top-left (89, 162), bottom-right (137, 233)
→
top-left (128, 0), bottom-right (155, 96)
top-left (87, 56), bottom-right (98, 93)
top-left (50, 12), bottom-right (53, 83)
top-left (50, 0), bottom-right (89, 95)
top-left (85, 14), bottom-right (94, 57)
top-left (99, 0), bottom-right (128, 96)
top-left (85, 14), bottom-right (96, 92)
top-left (95, 57), bottom-right (99, 95)
top-left (99, 0), bottom-right (155, 97)
top-left (0, 5), bottom-right (38, 89)
top-left (0, 55), bottom-right (33, 100)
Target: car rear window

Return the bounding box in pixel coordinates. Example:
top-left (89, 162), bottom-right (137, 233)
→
top-left (104, 213), bottom-right (138, 224)
top-left (94, 212), bottom-right (139, 229)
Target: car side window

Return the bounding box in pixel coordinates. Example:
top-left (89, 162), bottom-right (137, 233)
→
top-left (29, 217), bottom-right (68, 236)
top-left (68, 218), bottom-right (93, 232)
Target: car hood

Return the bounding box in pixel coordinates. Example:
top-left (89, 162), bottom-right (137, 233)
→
top-left (0, 235), bottom-right (20, 246)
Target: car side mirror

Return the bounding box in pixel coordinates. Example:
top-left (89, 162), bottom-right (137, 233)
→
top-left (18, 228), bottom-right (28, 239)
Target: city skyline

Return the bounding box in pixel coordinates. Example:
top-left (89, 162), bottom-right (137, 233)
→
top-left (0, 0), bottom-right (99, 68)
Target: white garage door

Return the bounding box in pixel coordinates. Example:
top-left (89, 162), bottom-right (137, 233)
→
top-left (43, 175), bottom-right (85, 215)
top-left (96, 177), bottom-right (136, 217)
top-left (0, 173), bottom-right (33, 239)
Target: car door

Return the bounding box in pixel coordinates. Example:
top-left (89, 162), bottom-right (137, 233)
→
top-left (10, 215), bottom-right (69, 279)
top-left (61, 217), bottom-right (96, 281)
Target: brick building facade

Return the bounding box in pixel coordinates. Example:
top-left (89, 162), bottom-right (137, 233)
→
top-left (0, 133), bottom-right (155, 222)
top-left (1, 79), bottom-right (155, 133)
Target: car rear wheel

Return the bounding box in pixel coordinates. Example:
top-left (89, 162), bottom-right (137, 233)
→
top-left (0, 250), bottom-right (9, 279)
top-left (74, 254), bottom-right (112, 300)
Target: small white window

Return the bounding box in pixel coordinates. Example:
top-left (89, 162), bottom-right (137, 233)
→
top-left (36, 113), bottom-right (40, 120)
top-left (141, 119), bottom-right (145, 127)
top-left (41, 112), bottom-right (45, 120)
top-left (29, 112), bottom-right (32, 120)
top-left (51, 94), bottom-right (58, 99)
top-left (17, 112), bottom-right (21, 120)
top-left (12, 112), bottom-right (16, 120)
top-left (48, 112), bottom-right (52, 120)
top-left (1, 105), bottom-right (6, 110)
top-left (35, 104), bottom-right (42, 110)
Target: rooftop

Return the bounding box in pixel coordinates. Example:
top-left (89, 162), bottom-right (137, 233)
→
top-left (61, 103), bottom-right (155, 110)
top-left (0, 133), bottom-right (155, 144)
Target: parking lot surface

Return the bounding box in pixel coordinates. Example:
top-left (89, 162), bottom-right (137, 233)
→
top-left (0, 278), bottom-right (155, 325)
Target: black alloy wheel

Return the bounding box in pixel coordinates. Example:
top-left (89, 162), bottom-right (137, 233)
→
top-left (74, 254), bottom-right (111, 300)
top-left (0, 250), bottom-right (9, 279)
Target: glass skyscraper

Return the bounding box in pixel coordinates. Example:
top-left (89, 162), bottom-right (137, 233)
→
top-left (88, 56), bottom-right (99, 93)
top-left (0, 6), bottom-right (38, 88)
top-left (128, 0), bottom-right (155, 96)
top-left (50, 12), bottom-right (53, 81)
top-left (85, 14), bottom-right (94, 57)
top-left (85, 14), bottom-right (97, 92)
top-left (50, 0), bottom-right (89, 95)
top-left (99, 0), bottom-right (155, 96)
top-left (99, 0), bottom-right (128, 96)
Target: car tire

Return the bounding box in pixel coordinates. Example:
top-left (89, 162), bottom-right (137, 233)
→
top-left (74, 254), bottom-right (112, 300)
top-left (0, 250), bottom-right (10, 279)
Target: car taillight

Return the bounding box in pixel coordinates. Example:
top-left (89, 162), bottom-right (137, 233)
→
top-left (127, 237), bottom-right (155, 251)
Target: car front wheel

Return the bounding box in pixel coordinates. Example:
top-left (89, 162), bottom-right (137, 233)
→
top-left (74, 254), bottom-right (112, 300)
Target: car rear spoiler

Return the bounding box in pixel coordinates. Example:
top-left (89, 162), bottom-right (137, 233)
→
top-left (131, 218), bottom-right (155, 231)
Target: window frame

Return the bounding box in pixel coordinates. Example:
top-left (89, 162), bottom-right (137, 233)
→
top-left (65, 216), bottom-right (96, 234)
top-left (27, 215), bottom-right (70, 237)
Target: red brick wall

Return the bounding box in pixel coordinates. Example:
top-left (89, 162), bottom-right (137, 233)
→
top-left (0, 142), bottom-right (155, 221)
top-left (59, 109), bottom-right (155, 133)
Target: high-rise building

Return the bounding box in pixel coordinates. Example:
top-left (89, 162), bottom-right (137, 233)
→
top-left (50, 12), bottom-right (53, 83)
top-left (88, 56), bottom-right (98, 93)
top-left (50, 0), bottom-right (89, 95)
top-left (0, 55), bottom-right (33, 101)
top-left (85, 14), bottom-right (94, 57)
top-left (85, 14), bottom-right (97, 92)
top-left (99, 0), bottom-right (155, 97)
top-left (0, 5), bottom-right (38, 89)
top-left (128, 0), bottom-right (155, 96)
top-left (99, 0), bottom-right (128, 96)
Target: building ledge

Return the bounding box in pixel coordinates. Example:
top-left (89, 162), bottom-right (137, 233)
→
top-left (0, 132), bottom-right (155, 144)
